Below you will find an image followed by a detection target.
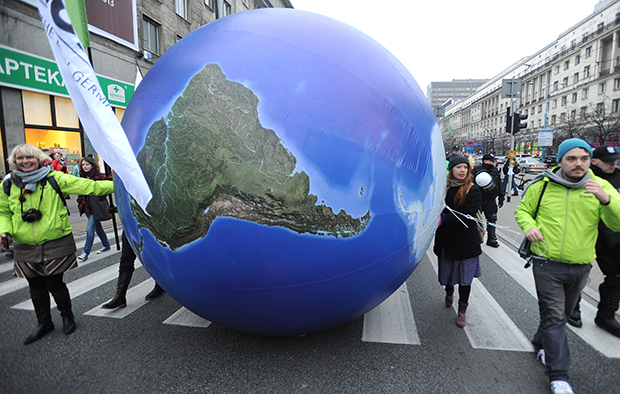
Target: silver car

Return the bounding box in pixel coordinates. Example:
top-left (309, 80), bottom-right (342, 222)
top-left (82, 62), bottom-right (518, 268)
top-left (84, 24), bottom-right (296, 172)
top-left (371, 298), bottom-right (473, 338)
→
top-left (516, 157), bottom-right (547, 173)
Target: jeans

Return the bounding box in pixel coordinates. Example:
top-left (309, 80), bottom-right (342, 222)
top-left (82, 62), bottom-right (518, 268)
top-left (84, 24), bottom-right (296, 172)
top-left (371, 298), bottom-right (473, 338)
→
top-left (503, 175), bottom-right (518, 195)
top-left (531, 258), bottom-right (591, 382)
top-left (83, 214), bottom-right (110, 255)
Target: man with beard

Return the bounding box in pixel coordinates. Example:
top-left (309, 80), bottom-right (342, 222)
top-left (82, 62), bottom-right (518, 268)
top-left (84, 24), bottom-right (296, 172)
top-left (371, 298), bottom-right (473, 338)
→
top-left (473, 154), bottom-right (504, 247)
top-left (566, 145), bottom-right (620, 337)
top-left (515, 138), bottom-right (620, 394)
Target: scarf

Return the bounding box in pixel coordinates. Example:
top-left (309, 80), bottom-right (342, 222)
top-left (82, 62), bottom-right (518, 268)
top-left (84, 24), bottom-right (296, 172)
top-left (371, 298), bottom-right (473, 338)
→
top-left (529, 167), bottom-right (591, 191)
top-left (447, 178), bottom-right (467, 190)
top-left (11, 165), bottom-right (52, 192)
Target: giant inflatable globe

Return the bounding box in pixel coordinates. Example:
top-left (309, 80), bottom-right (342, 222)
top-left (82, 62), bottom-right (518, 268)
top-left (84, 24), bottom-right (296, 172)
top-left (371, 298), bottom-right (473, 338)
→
top-left (118, 8), bottom-right (445, 336)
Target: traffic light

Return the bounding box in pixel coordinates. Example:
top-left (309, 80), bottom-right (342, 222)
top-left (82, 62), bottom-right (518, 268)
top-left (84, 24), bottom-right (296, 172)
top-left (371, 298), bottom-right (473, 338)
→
top-left (505, 107), bottom-right (512, 133)
top-left (513, 112), bottom-right (528, 134)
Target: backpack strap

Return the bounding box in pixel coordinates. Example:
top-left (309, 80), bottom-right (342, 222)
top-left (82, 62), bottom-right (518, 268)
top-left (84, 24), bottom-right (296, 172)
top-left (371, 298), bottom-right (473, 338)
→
top-left (3, 175), bottom-right (69, 215)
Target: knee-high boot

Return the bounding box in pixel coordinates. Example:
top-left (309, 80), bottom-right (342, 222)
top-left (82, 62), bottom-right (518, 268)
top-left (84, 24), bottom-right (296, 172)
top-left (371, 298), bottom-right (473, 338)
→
top-left (102, 271), bottom-right (133, 309)
top-left (24, 287), bottom-right (54, 345)
top-left (595, 282), bottom-right (620, 337)
top-left (50, 285), bottom-right (76, 335)
top-left (486, 223), bottom-right (499, 247)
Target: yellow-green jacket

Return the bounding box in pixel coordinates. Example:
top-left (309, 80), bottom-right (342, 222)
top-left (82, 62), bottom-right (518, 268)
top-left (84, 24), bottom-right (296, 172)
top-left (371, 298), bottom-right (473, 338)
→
top-left (515, 169), bottom-right (620, 264)
top-left (0, 171), bottom-right (114, 246)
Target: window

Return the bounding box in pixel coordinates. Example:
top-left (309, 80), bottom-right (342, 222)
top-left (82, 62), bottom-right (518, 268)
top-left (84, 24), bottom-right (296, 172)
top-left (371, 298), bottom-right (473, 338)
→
top-left (562, 96), bottom-right (567, 106)
top-left (205, 0), bottom-right (214, 9)
top-left (572, 93), bottom-right (578, 103)
top-left (570, 110), bottom-right (576, 120)
top-left (575, 55), bottom-right (581, 65)
top-left (582, 88), bottom-right (589, 99)
top-left (538, 119), bottom-right (542, 127)
top-left (561, 113), bottom-right (566, 122)
top-left (223, 1), bottom-right (231, 16)
top-left (597, 103), bottom-right (605, 115)
top-left (599, 82), bottom-right (607, 94)
top-left (585, 47), bottom-right (592, 58)
top-left (615, 78), bottom-right (620, 90)
top-left (538, 105), bottom-right (543, 113)
top-left (143, 17), bottom-right (159, 55)
top-left (613, 99), bottom-right (620, 113)
top-left (580, 107), bottom-right (587, 117)
top-left (176, 0), bottom-right (187, 19)
top-left (573, 73), bottom-right (579, 84)
top-left (562, 77), bottom-right (568, 86)
top-left (598, 22), bottom-right (605, 33)
top-left (551, 115), bottom-right (556, 125)
top-left (553, 81), bottom-right (559, 91)
top-left (564, 60), bottom-right (570, 70)
top-left (584, 65), bottom-right (591, 78)
top-left (554, 65), bottom-right (560, 75)
top-left (531, 108), bottom-right (535, 115)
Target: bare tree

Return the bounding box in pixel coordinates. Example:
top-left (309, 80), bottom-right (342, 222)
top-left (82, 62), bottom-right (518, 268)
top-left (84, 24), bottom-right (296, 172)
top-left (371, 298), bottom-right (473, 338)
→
top-left (551, 106), bottom-right (590, 150)
top-left (582, 95), bottom-right (620, 145)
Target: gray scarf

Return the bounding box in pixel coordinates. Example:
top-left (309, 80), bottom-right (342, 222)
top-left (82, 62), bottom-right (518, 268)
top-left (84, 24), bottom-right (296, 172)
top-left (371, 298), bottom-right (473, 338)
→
top-left (11, 165), bottom-right (52, 192)
top-left (527, 167), bottom-right (590, 192)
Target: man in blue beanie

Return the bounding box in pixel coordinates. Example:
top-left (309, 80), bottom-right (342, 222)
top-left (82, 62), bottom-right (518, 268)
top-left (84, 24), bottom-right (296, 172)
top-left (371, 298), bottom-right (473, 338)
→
top-left (515, 138), bottom-right (620, 394)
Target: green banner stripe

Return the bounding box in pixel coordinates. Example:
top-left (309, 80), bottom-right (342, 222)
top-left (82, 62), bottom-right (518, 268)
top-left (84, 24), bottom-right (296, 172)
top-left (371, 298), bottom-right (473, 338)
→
top-left (0, 45), bottom-right (133, 107)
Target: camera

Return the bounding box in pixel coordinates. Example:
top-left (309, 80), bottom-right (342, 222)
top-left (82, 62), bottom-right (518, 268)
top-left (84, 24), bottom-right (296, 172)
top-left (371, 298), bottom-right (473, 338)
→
top-left (22, 208), bottom-right (42, 223)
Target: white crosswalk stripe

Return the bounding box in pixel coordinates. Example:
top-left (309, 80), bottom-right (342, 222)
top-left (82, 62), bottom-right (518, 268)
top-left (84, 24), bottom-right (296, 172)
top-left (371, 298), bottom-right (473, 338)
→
top-left (85, 277), bottom-right (154, 319)
top-left (426, 249), bottom-right (534, 352)
top-left (362, 282), bottom-right (420, 345)
top-left (3, 234), bottom-right (620, 357)
top-left (484, 243), bottom-right (620, 358)
top-left (163, 307), bottom-right (212, 328)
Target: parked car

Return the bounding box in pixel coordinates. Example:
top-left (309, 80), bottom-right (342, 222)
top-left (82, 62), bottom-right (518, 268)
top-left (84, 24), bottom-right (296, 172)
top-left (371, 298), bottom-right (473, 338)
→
top-left (495, 156), bottom-right (507, 165)
top-left (516, 157), bottom-right (547, 172)
top-left (543, 154), bottom-right (557, 166)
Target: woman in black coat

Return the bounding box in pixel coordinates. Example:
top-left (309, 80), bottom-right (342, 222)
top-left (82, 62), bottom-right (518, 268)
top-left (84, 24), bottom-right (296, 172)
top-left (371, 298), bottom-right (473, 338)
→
top-left (434, 154), bottom-right (482, 328)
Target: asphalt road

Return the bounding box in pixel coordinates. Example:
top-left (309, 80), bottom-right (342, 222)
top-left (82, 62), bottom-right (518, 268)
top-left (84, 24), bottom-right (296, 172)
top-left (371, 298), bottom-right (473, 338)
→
top-left (0, 197), bottom-right (618, 394)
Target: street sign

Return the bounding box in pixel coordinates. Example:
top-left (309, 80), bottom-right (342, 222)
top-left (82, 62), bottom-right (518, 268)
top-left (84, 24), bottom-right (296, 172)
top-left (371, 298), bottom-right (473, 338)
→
top-left (501, 79), bottom-right (522, 98)
top-left (538, 129), bottom-right (553, 147)
top-left (508, 150), bottom-right (516, 159)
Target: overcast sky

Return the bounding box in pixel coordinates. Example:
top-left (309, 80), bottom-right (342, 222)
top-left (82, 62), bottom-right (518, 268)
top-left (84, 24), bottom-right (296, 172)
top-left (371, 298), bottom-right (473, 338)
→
top-left (291, 0), bottom-right (602, 96)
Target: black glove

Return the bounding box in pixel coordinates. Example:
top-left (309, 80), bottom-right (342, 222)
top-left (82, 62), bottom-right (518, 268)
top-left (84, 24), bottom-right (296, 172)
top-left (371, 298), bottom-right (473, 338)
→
top-left (498, 197), bottom-right (504, 208)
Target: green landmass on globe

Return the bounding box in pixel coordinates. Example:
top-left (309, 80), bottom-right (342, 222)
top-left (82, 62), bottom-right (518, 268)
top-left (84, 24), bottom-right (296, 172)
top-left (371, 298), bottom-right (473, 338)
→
top-left (131, 63), bottom-right (370, 250)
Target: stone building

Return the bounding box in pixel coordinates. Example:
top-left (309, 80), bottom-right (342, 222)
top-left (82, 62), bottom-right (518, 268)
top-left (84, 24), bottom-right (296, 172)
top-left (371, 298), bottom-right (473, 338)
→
top-left (0, 0), bottom-right (292, 174)
top-left (439, 0), bottom-right (620, 157)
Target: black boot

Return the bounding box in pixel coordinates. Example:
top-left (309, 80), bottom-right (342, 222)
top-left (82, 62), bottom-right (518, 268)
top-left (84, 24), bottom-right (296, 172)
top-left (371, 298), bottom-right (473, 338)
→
top-left (24, 288), bottom-right (54, 345)
top-left (51, 286), bottom-right (76, 335)
top-left (595, 283), bottom-right (620, 337)
top-left (102, 271), bottom-right (133, 309)
top-left (486, 223), bottom-right (499, 247)
top-left (567, 296), bottom-right (582, 328)
top-left (145, 283), bottom-right (165, 300)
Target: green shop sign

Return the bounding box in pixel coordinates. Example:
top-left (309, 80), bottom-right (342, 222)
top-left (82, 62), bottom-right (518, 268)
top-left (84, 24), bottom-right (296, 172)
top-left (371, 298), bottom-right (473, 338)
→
top-left (0, 44), bottom-right (134, 108)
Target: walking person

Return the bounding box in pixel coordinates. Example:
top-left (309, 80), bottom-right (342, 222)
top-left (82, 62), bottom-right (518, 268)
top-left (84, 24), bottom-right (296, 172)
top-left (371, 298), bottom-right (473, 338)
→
top-left (76, 157), bottom-right (111, 261)
top-left (0, 144), bottom-right (114, 344)
top-left (566, 145), bottom-right (620, 336)
top-left (515, 139), bottom-right (620, 394)
top-left (502, 158), bottom-right (520, 196)
top-left (473, 153), bottom-right (504, 247)
top-left (434, 154), bottom-right (482, 328)
top-left (102, 230), bottom-right (165, 309)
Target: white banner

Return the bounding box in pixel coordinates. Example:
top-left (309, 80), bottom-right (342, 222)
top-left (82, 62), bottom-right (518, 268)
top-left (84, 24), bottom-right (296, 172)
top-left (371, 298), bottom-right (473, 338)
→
top-left (37, 0), bottom-right (152, 211)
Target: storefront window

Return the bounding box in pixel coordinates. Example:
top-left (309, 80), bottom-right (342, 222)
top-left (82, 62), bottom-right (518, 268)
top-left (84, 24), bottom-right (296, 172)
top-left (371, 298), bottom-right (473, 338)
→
top-left (22, 91), bottom-right (52, 126)
top-left (54, 96), bottom-right (79, 128)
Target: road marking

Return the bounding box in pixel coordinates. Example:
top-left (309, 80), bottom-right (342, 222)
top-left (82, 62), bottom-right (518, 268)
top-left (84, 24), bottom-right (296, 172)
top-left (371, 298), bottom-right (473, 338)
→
top-left (11, 261), bottom-right (141, 310)
top-left (0, 262), bottom-right (13, 274)
top-left (362, 282), bottom-right (420, 345)
top-left (484, 243), bottom-right (620, 358)
top-left (84, 277), bottom-right (154, 319)
top-left (426, 249), bottom-right (533, 352)
top-left (163, 307), bottom-right (212, 328)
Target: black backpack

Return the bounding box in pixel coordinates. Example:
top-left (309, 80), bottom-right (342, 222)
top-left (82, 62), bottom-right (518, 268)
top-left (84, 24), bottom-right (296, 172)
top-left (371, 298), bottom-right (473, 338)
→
top-left (3, 175), bottom-right (69, 214)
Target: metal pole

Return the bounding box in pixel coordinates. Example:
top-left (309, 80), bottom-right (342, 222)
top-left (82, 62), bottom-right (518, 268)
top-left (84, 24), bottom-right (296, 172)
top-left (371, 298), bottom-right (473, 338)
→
top-left (506, 79), bottom-right (516, 202)
top-left (541, 87), bottom-right (549, 162)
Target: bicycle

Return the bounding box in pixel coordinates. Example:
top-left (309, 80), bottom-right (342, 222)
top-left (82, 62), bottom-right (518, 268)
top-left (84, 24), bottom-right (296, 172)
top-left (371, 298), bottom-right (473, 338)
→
top-left (514, 173), bottom-right (532, 191)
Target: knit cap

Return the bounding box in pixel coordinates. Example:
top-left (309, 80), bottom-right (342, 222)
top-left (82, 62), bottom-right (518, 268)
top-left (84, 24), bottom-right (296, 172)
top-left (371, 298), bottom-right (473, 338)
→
top-left (448, 154), bottom-right (470, 170)
top-left (557, 138), bottom-right (592, 162)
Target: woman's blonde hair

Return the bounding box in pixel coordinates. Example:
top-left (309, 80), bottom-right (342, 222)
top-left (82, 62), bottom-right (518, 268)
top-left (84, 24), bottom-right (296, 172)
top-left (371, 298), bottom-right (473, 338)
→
top-left (8, 144), bottom-right (50, 170)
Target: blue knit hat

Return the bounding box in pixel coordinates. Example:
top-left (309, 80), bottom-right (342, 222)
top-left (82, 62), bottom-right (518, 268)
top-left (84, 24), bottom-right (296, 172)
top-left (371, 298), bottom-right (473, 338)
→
top-left (557, 138), bottom-right (592, 162)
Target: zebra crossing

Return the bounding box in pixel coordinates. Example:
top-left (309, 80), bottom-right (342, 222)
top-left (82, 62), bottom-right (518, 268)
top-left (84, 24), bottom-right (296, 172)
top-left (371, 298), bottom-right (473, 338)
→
top-left (2, 228), bottom-right (619, 358)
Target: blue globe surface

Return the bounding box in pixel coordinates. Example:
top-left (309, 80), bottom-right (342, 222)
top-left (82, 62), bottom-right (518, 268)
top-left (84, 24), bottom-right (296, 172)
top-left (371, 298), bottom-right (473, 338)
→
top-left (118, 8), bottom-right (446, 336)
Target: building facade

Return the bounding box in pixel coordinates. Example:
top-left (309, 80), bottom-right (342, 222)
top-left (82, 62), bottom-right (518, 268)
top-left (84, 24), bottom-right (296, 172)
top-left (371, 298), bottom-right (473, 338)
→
top-left (439, 0), bottom-right (620, 157)
top-left (427, 79), bottom-right (488, 118)
top-left (0, 0), bottom-right (292, 175)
